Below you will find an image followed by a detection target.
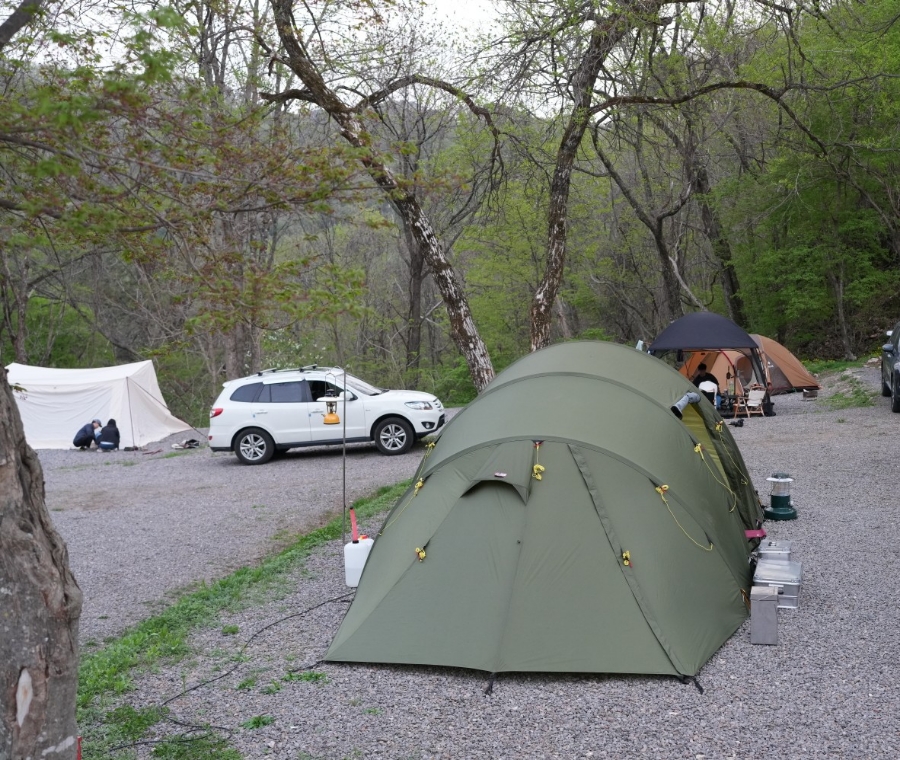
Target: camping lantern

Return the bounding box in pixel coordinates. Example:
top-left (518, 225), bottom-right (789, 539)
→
top-left (323, 393), bottom-right (340, 425)
top-left (764, 472), bottom-right (797, 521)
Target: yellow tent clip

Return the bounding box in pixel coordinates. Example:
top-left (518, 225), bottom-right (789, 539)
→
top-left (715, 420), bottom-right (724, 432)
top-left (694, 443), bottom-right (705, 461)
top-left (532, 464), bottom-right (545, 481)
top-left (622, 550), bottom-right (632, 567)
top-left (415, 547), bottom-right (426, 562)
top-left (413, 479), bottom-right (424, 496)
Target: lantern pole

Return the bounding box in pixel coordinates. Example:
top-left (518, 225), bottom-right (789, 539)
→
top-left (341, 368), bottom-right (348, 546)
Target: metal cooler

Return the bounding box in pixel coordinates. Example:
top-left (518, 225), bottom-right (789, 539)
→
top-left (753, 560), bottom-right (803, 609)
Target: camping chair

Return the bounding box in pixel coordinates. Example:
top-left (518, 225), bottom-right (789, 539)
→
top-left (735, 385), bottom-right (766, 418)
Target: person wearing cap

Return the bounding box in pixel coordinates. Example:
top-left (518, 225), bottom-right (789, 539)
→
top-left (73, 419), bottom-right (103, 449)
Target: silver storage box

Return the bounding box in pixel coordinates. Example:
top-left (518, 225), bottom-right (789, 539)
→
top-left (757, 539), bottom-right (793, 563)
top-left (753, 560), bottom-right (802, 609)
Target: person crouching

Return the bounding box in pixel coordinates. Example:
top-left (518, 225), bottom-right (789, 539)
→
top-left (98, 419), bottom-right (120, 451)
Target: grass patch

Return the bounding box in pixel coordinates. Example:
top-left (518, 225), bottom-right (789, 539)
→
top-left (823, 377), bottom-right (877, 410)
top-left (77, 480), bottom-right (408, 759)
top-left (150, 735), bottom-right (241, 759)
top-left (804, 358), bottom-right (868, 374)
top-left (241, 715), bottom-right (274, 730)
top-left (283, 670), bottom-right (328, 684)
top-left (221, 624), bottom-right (239, 636)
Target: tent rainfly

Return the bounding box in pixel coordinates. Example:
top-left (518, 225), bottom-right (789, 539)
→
top-left (679, 336), bottom-right (820, 397)
top-left (6, 361), bottom-right (191, 449)
top-left (326, 341), bottom-right (764, 678)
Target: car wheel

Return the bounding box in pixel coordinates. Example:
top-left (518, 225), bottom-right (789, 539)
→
top-left (373, 417), bottom-right (414, 455)
top-left (234, 428), bottom-right (275, 464)
top-left (892, 376), bottom-right (900, 414)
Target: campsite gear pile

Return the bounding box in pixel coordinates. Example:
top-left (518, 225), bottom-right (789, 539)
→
top-left (5, 361), bottom-right (190, 449)
top-left (327, 341), bottom-right (765, 679)
top-left (171, 439), bottom-right (202, 450)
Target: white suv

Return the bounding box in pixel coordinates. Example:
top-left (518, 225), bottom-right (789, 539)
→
top-left (208, 366), bottom-right (445, 464)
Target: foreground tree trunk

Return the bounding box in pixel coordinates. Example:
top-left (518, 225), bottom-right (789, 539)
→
top-left (0, 368), bottom-right (82, 759)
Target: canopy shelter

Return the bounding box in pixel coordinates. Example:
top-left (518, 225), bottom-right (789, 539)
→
top-left (678, 336), bottom-right (819, 397)
top-left (649, 313), bottom-right (770, 414)
top-left (326, 341), bottom-right (763, 678)
top-left (6, 361), bottom-right (191, 449)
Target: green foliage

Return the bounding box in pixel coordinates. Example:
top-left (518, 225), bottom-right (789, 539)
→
top-left (283, 671), bottom-right (328, 684)
top-left (150, 735), bottom-right (241, 759)
top-left (0, 297), bottom-right (115, 367)
top-left (77, 481), bottom-right (409, 750)
top-left (430, 357), bottom-right (477, 406)
top-left (241, 715), bottom-right (274, 730)
top-left (824, 378), bottom-right (877, 410)
top-left (220, 624), bottom-right (239, 636)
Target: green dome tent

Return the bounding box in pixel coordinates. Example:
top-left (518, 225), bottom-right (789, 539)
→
top-left (326, 342), bottom-right (763, 678)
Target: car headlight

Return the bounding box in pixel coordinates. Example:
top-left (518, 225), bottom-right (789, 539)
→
top-left (405, 401), bottom-right (433, 411)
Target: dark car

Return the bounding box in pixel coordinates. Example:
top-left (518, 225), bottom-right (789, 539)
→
top-left (881, 321), bottom-right (900, 412)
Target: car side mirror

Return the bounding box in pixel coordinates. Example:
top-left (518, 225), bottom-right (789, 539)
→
top-left (884, 343), bottom-right (894, 353)
top-left (337, 392), bottom-right (357, 401)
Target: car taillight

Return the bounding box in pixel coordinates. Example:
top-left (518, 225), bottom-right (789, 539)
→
top-left (210, 407), bottom-right (223, 418)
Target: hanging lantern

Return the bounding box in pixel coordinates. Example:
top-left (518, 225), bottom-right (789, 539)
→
top-left (323, 394), bottom-right (340, 425)
top-left (764, 472), bottom-right (797, 521)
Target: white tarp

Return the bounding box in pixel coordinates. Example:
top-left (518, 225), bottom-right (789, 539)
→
top-left (6, 360), bottom-right (192, 449)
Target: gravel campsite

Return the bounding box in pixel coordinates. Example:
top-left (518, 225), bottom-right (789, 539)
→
top-left (44, 364), bottom-right (900, 759)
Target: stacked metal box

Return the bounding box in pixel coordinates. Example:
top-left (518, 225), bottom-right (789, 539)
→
top-left (753, 539), bottom-right (802, 609)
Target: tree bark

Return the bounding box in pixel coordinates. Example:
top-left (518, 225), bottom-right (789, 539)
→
top-left (268, 0), bottom-right (495, 390)
top-left (402, 225), bottom-right (425, 383)
top-left (529, 0), bottom-right (667, 350)
top-left (0, 367), bottom-right (82, 759)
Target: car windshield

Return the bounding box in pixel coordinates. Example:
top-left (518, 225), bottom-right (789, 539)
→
top-left (342, 373), bottom-right (385, 396)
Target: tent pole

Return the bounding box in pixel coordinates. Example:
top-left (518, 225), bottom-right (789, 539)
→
top-left (125, 377), bottom-right (136, 449)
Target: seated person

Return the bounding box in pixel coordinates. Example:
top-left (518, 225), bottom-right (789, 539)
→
top-left (98, 419), bottom-right (120, 451)
top-left (692, 363), bottom-right (720, 390)
top-left (73, 419), bottom-right (102, 449)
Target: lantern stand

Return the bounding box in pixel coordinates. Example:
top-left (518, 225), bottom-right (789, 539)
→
top-left (764, 472), bottom-right (797, 521)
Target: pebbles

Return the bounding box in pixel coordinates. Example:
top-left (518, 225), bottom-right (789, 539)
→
top-left (45, 367), bottom-right (900, 757)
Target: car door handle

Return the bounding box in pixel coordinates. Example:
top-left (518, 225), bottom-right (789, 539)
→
top-left (253, 409), bottom-right (268, 415)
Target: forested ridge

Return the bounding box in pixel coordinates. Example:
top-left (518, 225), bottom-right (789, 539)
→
top-left (2, 0), bottom-right (898, 423)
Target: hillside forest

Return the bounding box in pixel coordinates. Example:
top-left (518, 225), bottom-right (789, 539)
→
top-left (2, 0), bottom-right (898, 423)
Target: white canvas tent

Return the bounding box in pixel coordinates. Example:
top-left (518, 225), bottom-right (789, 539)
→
top-left (6, 361), bottom-right (191, 449)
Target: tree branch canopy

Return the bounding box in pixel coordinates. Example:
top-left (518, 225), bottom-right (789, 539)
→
top-left (0, 0), bottom-right (43, 51)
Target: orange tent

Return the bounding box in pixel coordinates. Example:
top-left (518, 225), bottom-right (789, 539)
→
top-left (752, 335), bottom-right (820, 395)
top-left (679, 336), bottom-right (819, 395)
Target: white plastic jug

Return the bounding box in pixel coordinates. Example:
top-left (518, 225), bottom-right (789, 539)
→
top-left (344, 537), bottom-right (374, 587)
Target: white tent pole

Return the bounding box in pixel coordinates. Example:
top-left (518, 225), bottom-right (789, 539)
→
top-left (125, 377), bottom-right (136, 449)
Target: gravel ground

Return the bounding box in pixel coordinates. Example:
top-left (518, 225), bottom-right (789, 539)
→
top-left (43, 436), bottom-right (429, 646)
top-left (45, 364), bottom-right (900, 758)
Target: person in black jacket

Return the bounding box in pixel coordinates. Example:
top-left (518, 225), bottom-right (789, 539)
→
top-left (73, 419), bottom-right (102, 449)
top-left (98, 419), bottom-right (120, 451)
top-left (691, 362), bottom-right (720, 389)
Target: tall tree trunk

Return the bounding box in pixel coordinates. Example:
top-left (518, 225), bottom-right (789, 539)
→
top-left (828, 268), bottom-right (856, 361)
top-left (402, 225), bottom-right (425, 383)
top-left (268, 1), bottom-right (494, 390)
top-left (694, 164), bottom-right (747, 326)
top-left (1, 368), bottom-right (82, 758)
top-left (530, 0), bottom-right (666, 350)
